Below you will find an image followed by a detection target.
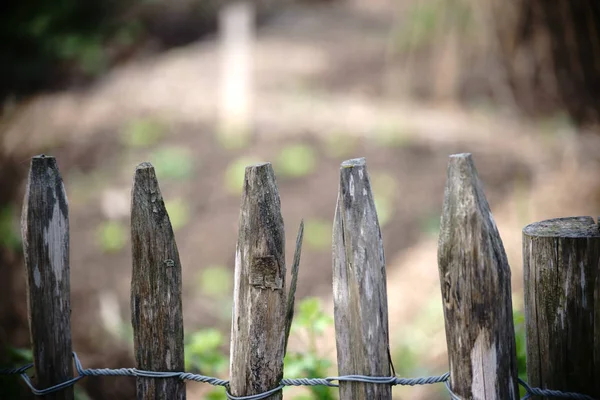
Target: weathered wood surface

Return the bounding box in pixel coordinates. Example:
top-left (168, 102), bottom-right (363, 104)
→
top-left (332, 158), bottom-right (391, 400)
top-left (131, 162), bottom-right (185, 400)
top-left (230, 162), bottom-right (286, 400)
top-left (523, 217), bottom-right (600, 399)
top-left (284, 220), bottom-right (304, 355)
top-left (21, 155), bottom-right (74, 400)
top-left (437, 153), bottom-right (519, 399)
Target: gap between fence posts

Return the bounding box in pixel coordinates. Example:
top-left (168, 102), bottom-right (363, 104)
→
top-left (332, 158), bottom-right (392, 400)
top-left (21, 155), bottom-right (74, 400)
top-left (131, 162), bottom-right (185, 400)
top-left (523, 217), bottom-right (600, 399)
top-left (437, 153), bottom-right (519, 399)
top-left (230, 162), bottom-right (287, 400)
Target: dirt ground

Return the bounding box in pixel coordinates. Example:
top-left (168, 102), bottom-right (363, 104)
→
top-left (3, 1), bottom-right (600, 399)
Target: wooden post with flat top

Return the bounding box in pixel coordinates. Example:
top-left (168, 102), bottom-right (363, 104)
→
top-left (523, 216), bottom-right (600, 399)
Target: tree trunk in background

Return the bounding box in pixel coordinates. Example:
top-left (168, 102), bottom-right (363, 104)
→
top-left (490, 0), bottom-right (600, 129)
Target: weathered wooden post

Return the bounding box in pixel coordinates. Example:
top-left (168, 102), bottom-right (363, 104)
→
top-left (523, 216), bottom-right (600, 399)
top-left (230, 163), bottom-right (287, 400)
top-left (21, 155), bottom-right (74, 400)
top-left (131, 162), bottom-right (185, 399)
top-left (437, 153), bottom-right (519, 399)
top-left (332, 158), bottom-right (392, 399)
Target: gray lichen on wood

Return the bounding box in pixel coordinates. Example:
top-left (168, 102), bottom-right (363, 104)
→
top-left (332, 157), bottom-right (392, 400)
top-left (523, 216), bottom-right (600, 399)
top-left (131, 162), bottom-right (185, 400)
top-left (21, 155), bottom-right (74, 400)
top-left (230, 162), bottom-right (286, 400)
top-left (437, 153), bottom-right (519, 399)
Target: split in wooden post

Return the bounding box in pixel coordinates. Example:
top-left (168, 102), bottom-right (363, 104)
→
top-left (21, 155), bottom-right (74, 400)
top-left (230, 162), bottom-right (287, 400)
top-left (131, 162), bottom-right (185, 400)
top-left (437, 153), bottom-right (519, 399)
top-left (332, 157), bottom-right (392, 400)
top-left (523, 216), bottom-right (600, 399)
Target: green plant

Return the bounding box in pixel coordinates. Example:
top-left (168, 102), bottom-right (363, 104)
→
top-left (198, 265), bottom-right (232, 297)
top-left (149, 146), bottom-right (195, 181)
top-left (96, 220), bottom-right (128, 253)
top-left (303, 219), bottom-right (332, 252)
top-left (122, 118), bottom-right (166, 148)
top-left (185, 329), bottom-right (228, 400)
top-left (322, 133), bottom-right (358, 159)
top-left (284, 297), bottom-right (336, 400)
top-left (164, 198), bottom-right (189, 230)
top-left (0, 205), bottom-right (21, 251)
top-left (513, 308), bottom-right (528, 398)
top-left (275, 144), bottom-right (318, 179)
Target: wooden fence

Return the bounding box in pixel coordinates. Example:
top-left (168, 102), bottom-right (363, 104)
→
top-left (18, 153), bottom-right (600, 399)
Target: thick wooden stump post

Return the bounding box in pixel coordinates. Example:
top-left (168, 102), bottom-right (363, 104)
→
top-left (523, 217), bottom-right (600, 399)
top-left (230, 163), bottom-right (286, 400)
top-left (21, 155), bottom-right (74, 400)
top-left (332, 158), bottom-right (391, 400)
top-left (438, 153), bottom-right (519, 399)
top-left (131, 163), bottom-right (185, 400)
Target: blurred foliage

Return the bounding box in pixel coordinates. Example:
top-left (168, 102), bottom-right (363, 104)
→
top-left (1, 346), bottom-right (91, 399)
top-left (149, 146), bottom-right (195, 181)
top-left (216, 130), bottom-right (251, 151)
top-left (275, 144), bottom-right (318, 179)
top-left (0, 0), bottom-right (139, 98)
top-left (97, 220), bottom-right (128, 253)
top-left (304, 219), bottom-right (332, 251)
top-left (0, 205), bottom-right (21, 251)
top-left (121, 118), bottom-right (167, 148)
top-left (392, 0), bottom-right (473, 52)
top-left (285, 297), bottom-right (336, 400)
top-left (513, 308), bottom-right (528, 398)
top-left (184, 329), bottom-right (229, 400)
top-left (322, 133), bottom-right (359, 159)
top-left (198, 265), bottom-right (232, 297)
top-left (164, 197), bottom-right (190, 231)
top-left (224, 156), bottom-right (261, 195)
top-left (371, 172), bottom-right (397, 227)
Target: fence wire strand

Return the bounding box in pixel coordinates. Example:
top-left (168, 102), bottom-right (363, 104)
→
top-left (0, 352), bottom-right (596, 400)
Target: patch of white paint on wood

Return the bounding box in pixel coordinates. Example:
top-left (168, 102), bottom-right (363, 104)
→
top-left (471, 329), bottom-right (498, 399)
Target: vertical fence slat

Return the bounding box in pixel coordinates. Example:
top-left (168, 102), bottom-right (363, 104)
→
top-left (131, 162), bottom-right (185, 400)
top-left (523, 217), bottom-right (600, 399)
top-left (437, 153), bottom-right (519, 399)
top-left (332, 157), bottom-right (391, 399)
top-left (21, 155), bottom-right (74, 400)
top-left (230, 162), bottom-right (286, 400)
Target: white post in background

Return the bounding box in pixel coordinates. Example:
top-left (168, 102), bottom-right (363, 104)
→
top-left (218, 1), bottom-right (255, 148)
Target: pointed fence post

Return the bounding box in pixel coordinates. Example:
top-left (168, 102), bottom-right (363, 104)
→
top-left (437, 153), bottom-right (519, 399)
top-left (21, 155), bottom-right (74, 400)
top-left (523, 217), bottom-right (600, 399)
top-left (131, 162), bottom-right (185, 400)
top-left (332, 158), bottom-right (392, 400)
top-left (230, 163), bottom-right (287, 400)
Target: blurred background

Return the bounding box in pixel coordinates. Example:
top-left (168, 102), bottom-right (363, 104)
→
top-left (1, 0), bottom-right (600, 398)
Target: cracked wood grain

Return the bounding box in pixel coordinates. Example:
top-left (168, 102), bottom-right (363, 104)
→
top-left (332, 157), bottom-right (392, 400)
top-left (22, 155), bottom-right (74, 400)
top-left (523, 217), bottom-right (600, 399)
top-left (131, 162), bottom-right (185, 400)
top-left (230, 162), bottom-right (286, 400)
top-left (438, 153), bottom-right (519, 399)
